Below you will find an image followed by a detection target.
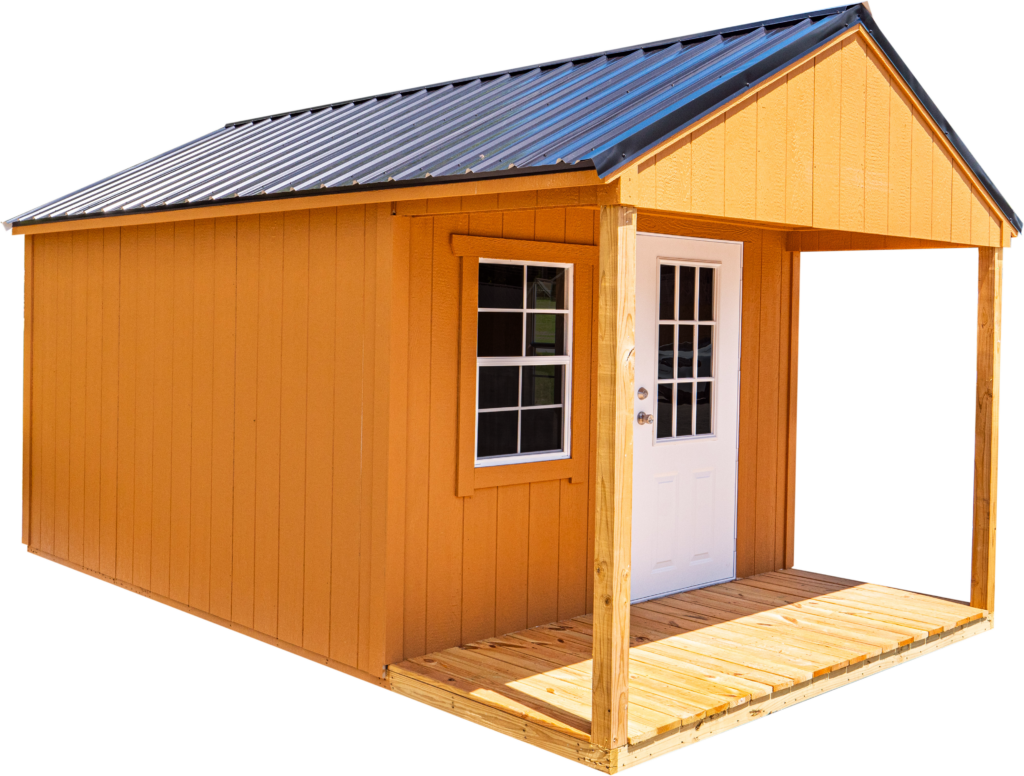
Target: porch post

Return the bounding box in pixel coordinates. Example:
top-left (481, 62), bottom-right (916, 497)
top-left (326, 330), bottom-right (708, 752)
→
top-left (971, 247), bottom-right (1002, 612)
top-left (593, 204), bottom-right (636, 749)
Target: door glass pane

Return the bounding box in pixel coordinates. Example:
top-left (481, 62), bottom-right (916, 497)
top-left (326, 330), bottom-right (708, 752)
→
top-left (659, 265), bottom-right (675, 320)
top-left (658, 325), bottom-right (674, 379)
top-left (478, 411), bottom-right (518, 457)
top-left (522, 365), bottom-right (562, 407)
top-left (676, 382), bottom-right (693, 436)
top-left (526, 313), bottom-right (565, 356)
top-left (698, 267), bottom-right (714, 321)
top-left (678, 266), bottom-right (696, 321)
top-left (696, 325), bottom-right (713, 377)
top-left (527, 266), bottom-right (566, 310)
top-left (478, 312), bottom-right (523, 357)
top-left (677, 324), bottom-right (694, 378)
top-left (479, 263), bottom-right (524, 308)
top-left (520, 408), bottom-right (562, 453)
top-left (479, 366), bottom-right (519, 409)
top-left (695, 381), bottom-right (712, 434)
top-left (656, 384), bottom-right (673, 439)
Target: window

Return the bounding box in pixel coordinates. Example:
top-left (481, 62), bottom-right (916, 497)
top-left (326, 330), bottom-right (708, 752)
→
top-left (656, 262), bottom-right (716, 440)
top-left (476, 259), bottom-right (573, 466)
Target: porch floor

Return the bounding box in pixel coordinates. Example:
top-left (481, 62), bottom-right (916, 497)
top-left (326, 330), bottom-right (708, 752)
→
top-left (389, 569), bottom-right (990, 771)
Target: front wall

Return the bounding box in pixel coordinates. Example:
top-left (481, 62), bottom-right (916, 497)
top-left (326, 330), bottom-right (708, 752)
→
top-left (636, 34), bottom-right (1005, 248)
top-left (639, 214), bottom-right (798, 579)
top-left (25, 206), bottom-right (397, 677)
top-left (402, 207), bottom-right (601, 659)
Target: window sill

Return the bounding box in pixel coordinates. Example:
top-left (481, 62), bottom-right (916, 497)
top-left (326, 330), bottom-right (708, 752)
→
top-left (473, 456), bottom-right (578, 491)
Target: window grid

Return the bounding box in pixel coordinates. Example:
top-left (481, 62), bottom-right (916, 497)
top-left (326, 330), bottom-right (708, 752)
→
top-left (476, 258), bottom-right (573, 467)
top-left (657, 261), bottom-right (716, 440)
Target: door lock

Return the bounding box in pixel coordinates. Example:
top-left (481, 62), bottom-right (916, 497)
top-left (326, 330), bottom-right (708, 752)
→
top-left (637, 387), bottom-right (649, 400)
top-left (637, 411), bottom-right (655, 426)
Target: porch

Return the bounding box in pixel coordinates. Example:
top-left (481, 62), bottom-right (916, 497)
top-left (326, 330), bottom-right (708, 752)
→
top-left (389, 569), bottom-right (990, 772)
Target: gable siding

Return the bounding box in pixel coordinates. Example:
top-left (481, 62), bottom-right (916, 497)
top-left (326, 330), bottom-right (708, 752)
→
top-left (636, 36), bottom-right (1003, 247)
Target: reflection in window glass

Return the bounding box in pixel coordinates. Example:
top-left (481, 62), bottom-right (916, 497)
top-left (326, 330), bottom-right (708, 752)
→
top-left (521, 408), bottom-right (562, 453)
top-left (678, 266), bottom-right (696, 321)
top-left (698, 267), bottom-right (714, 321)
top-left (657, 384), bottom-right (673, 440)
top-left (676, 382), bottom-right (693, 437)
top-left (659, 264), bottom-right (675, 320)
top-left (479, 263), bottom-right (524, 309)
top-left (658, 325), bottom-right (674, 380)
top-left (522, 365), bottom-right (563, 407)
top-left (655, 262), bottom-right (717, 440)
top-left (477, 260), bottom-right (572, 464)
top-left (697, 325), bottom-right (713, 378)
top-left (695, 381), bottom-right (712, 435)
top-left (527, 266), bottom-right (566, 310)
top-left (677, 324), bottom-right (693, 379)
top-left (526, 313), bottom-right (565, 356)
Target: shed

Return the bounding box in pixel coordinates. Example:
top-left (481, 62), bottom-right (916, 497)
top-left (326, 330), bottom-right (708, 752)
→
top-left (6, 3), bottom-right (1013, 770)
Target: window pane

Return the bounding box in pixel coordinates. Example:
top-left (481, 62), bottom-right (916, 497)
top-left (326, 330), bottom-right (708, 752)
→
top-left (479, 263), bottom-right (524, 309)
top-left (697, 325), bottom-right (713, 377)
top-left (677, 324), bottom-right (694, 379)
top-left (521, 408), bottom-right (563, 453)
top-left (659, 265), bottom-right (675, 320)
top-left (478, 410), bottom-right (518, 458)
top-left (479, 366), bottom-right (519, 409)
top-left (478, 312), bottom-right (522, 357)
top-left (676, 382), bottom-right (693, 437)
top-left (658, 325), bottom-right (674, 379)
top-left (695, 381), bottom-right (712, 434)
top-left (656, 384), bottom-right (673, 439)
top-left (698, 267), bottom-right (714, 321)
top-left (522, 364), bottom-right (563, 407)
top-left (527, 266), bottom-right (566, 310)
top-left (679, 266), bottom-right (696, 321)
top-left (526, 313), bottom-right (565, 356)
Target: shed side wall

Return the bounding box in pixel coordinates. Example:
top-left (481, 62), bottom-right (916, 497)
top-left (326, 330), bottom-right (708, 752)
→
top-left (25, 206), bottom-right (399, 677)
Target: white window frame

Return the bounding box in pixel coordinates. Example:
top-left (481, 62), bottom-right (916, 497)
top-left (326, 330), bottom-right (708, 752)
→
top-left (655, 259), bottom-right (719, 442)
top-left (475, 258), bottom-right (574, 468)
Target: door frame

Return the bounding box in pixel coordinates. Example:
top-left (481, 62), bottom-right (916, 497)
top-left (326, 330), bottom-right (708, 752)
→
top-left (631, 231), bottom-right (744, 603)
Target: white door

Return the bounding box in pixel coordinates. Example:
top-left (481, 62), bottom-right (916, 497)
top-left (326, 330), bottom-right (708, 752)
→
top-left (631, 233), bottom-right (742, 602)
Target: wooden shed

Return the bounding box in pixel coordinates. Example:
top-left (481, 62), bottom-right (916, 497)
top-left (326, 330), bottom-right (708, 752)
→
top-left (7, 4), bottom-right (1014, 770)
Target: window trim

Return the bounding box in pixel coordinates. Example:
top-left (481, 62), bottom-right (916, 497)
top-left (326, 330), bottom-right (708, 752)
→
top-left (452, 233), bottom-right (597, 498)
top-left (475, 258), bottom-right (575, 468)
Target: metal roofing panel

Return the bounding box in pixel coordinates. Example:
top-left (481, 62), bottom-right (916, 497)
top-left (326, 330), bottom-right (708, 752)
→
top-left (6, 3), bottom-right (1019, 232)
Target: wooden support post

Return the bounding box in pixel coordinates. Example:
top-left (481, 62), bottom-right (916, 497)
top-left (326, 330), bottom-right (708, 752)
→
top-left (592, 204), bottom-right (636, 750)
top-left (971, 247), bottom-right (1002, 612)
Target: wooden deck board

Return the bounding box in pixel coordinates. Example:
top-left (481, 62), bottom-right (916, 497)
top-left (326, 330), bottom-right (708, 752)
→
top-left (390, 569), bottom-right (989, 768)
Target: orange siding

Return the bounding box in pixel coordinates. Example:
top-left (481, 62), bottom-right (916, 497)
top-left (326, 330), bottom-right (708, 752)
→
top-left (25, 202), bottom-right (793, 676)
top-left (636, 34), bottom-right (1010, 247)
top-left (26, 206), bottom-right (411, 678)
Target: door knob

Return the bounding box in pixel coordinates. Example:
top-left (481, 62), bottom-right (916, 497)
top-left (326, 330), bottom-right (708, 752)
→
top-left (637, 411), bottom-right (655, 426)
top-left (637, 387), bottom-right (649, 400)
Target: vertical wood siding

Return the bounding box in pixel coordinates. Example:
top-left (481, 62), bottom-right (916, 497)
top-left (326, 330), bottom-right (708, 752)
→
top-left (25, 205), bottom-right (403, 678)
top-left (636, 37), bottom-right (1005, 247)
top-left (25, 201), bottom-right (796, 671)
top-left (401, 207), bottom-right (600, 659)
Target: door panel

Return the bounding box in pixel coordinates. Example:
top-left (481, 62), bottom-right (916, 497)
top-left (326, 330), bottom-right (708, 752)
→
top-left (631, 233), bottom-right (742, 602)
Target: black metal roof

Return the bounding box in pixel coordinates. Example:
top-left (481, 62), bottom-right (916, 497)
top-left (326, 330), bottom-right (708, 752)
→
top-left (6, 4), bottom-right (1019, 232)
